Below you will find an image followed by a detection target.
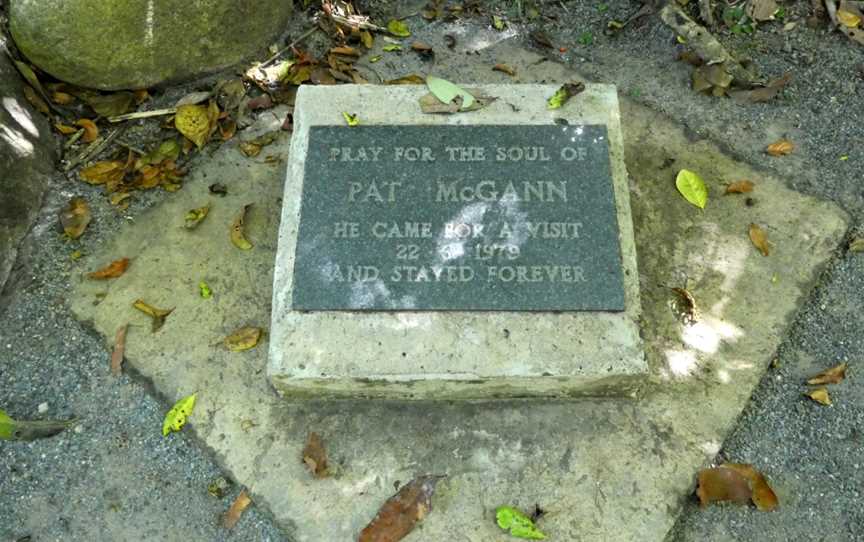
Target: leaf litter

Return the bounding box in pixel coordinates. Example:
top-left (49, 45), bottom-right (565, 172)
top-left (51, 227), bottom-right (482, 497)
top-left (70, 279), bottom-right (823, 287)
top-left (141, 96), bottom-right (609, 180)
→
top-left (223, 327), bottom-right (263, 352)
top-left (222, 489), bottom-right (252, 529)
top-left (0, 409), bottom-right (76, 441)
top-left (697, 463), bottom-right (778, 511)
top-left (162, 393), bottom-right (197, 436)
top-left (59, 196), bottom-right (91, 239)
top-left (676, 169), bottom-right (709, 209)
top-left (495, 506), bottom-right (547, 539)
top-left (302, 431), bottom-right (329, 478)
top-left (133, 299), bottom-right (174, 332)
top-left (807, 363), bottom-right (847, 385)
top-left (358, 475), bottom-right (446, 542)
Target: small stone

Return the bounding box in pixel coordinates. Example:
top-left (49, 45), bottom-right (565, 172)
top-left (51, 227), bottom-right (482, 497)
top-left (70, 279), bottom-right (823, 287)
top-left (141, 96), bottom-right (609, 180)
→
top-left (37, 402), bottom-right (49, 413)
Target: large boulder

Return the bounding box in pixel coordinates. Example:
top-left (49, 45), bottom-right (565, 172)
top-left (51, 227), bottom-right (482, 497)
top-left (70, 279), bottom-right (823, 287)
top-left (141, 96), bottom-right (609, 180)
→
top-left (0, 45), bottom-right (56, 296)
top-left (9, 0), bottom-right (293, 90)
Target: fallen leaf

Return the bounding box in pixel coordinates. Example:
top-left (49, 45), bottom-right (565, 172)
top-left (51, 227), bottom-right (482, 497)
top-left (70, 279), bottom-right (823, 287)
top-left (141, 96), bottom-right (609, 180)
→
top-left (493, 63), bottom-right (517, 76)
top-left (361, 30), bottom-right (374, 48)
top-left (838, 9), bottom-right (862, 27)
top-left (302, 432), bottom-right (329, 478)
top-left (766, 139), bottom-right (794, 156)
top-left (671, 287), bottom-right (700, 324)
top-left (807, 363), bottom-right (847, 385)
top-left (13, 61), bottom-right (46, 96)
top-left (246, 94), bottom-right (274, 110)
top-left (184, 205), bottom-right (210, 229)
top-left (369, 55), bottom-right (383, 63)
top-left (133, 299), bottom-right (174, 332)
top-left (22, 85), bottom-right (49, 114)
top-left (343, 112), bottom-right (360, 126)
top-left (175, 104), bottom-right (212, 149)
top-left (806, 387), bottom-right (832, 405)
top-left (86, 92), bottom-right (134, 117)
top-left (388, 19), bottom-right (411, 37)
top-left (220, 118), bottom-right (237, 141)
top-left (358, 475), bottom-right (445, 542)
top-left (52, 91), bottom-right (75, 105)
top-left (675, 169), bottom-right (709, 209)
top-left (492, 14), bottom-right (507, 30)
top-left (696, 466), bottom-right (753, 507)
top-left (199, 281), bottom-right (212, 299)
top-left (749, 223), bottom-right (770, 256)
top-left (383, 44), bottom-right (403, 52)
top-left (239, 141), bottom-right (262, 157)
top-left (547, 81), bottom-right (586, 110)
top-left (133, 89), bottom-right (150, 104)
top-left (136, 139), bottom-right (181, 168)
top-left (59, 196), bottom-right (91, 239)
top-left (80, 160), bottom-right (126, 187)
top-left (386, 74), bottom-right (426, 85)
top-left (692, 64), bottom-right (733, 96)
top-left (175, 91), bottom-right (211, 107)
top-left (747, 0), bottom-right (779, 21)
top-left (208, 477), bottom-right (233, 499)
top-left (222, 489), bottom-right (252, 529)
top-left (87, 258), bottom-right (130, 279)
top-left (223, 326), bottom-right (262, 352)
top-left (0, 409), bottom-right (76, 441)
top-left (310, 66), bottom-right (337, 85)
top-left (111, 324), bottom-right (127, 376)
top-left (426, 75), bottom-right (475, 110)
top-left (722, 464), bottom-right (779, 511)
top-left (730, 73), bottom-right (792, 103)
top-left (76, 119), bottom-right (99, 143)
top-left (55, 123), bottom-right (78, 135)
top-left (724, 180), bottom-right (755, 194)
top-left (849, 238), bottom-right (864, 252)
top-left (677, 51), bottom-right (704, 66)
top-left (530, 30), bottom-right (553, 48)
top-left (162, 392), bottom-right (196, 436)
top-left (230, 205), bottom-right (253, 250)
top-left (495, 506), bottom-right (547, 540)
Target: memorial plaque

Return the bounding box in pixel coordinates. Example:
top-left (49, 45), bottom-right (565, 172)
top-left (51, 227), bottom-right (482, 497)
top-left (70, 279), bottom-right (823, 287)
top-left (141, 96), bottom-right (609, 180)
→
top-left (291, 125), bottom-right (625, 311)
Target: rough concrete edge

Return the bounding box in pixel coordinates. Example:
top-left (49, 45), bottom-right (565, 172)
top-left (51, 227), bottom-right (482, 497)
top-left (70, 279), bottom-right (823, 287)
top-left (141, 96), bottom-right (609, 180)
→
top-left (268, 84), bottom-right (647, 399)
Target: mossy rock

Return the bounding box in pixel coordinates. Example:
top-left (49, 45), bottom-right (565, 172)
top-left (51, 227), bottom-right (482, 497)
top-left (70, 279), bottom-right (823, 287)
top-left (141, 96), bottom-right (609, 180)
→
top-left (9, 0), bottom-right (293, 90)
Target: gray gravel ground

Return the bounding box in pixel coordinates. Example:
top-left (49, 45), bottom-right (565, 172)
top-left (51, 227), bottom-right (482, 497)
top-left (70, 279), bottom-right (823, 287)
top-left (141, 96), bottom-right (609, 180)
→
top-left (0, 185), bottom-right (288, 542)
top-left (2, 1), bottom-right (863, 540)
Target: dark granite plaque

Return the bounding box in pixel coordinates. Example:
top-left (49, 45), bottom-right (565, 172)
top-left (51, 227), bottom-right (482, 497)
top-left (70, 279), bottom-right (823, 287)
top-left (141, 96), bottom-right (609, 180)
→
top-left (291, 125), bottom-right (625, 311)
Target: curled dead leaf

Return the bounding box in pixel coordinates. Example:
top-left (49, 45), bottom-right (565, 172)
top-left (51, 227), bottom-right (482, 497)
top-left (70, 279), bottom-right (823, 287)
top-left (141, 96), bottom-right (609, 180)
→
top-left (749, 223), bottom-right (770, 256)
top-left (132, 299), bottom-right (174, 332)
top-left (807, 363), bottom-right (847, 385)
top-left (87, 258), bottom-right (130, 279)
top-left (223, 326), bottom-right (262, 352)
top-left (806, 387), bottom-right (832, 405)
top-left (386, 74), bottom-right (426, 85)
top-left (111, 324), bottom-right (128, 376)
top-left (493, 63), bottom-right (517, 76)
top-left (723, 464), bottom-right (779, 511)
top-left (59, 197), bottom-right (91, 239)
top-left (766, 139), bottom-right (794, 156)
top-left (222, 489), bottom-right (252, 529)
top-left (80, 160), bottom-right (126, 187)
top-left (76, 119), bottom-right (99, 143)
top-left (52, 91), bottom-right (75, 105)
top-left (358, 475), bottom-right (445, 542)
top-left (724, 180), bottom-right (755, 194)
top-left (697, 464), bottom-right (778, 511)
top-left (184, 205), bottom-right (210, 229)
top-left (302, 432), bottom-right (329, 478)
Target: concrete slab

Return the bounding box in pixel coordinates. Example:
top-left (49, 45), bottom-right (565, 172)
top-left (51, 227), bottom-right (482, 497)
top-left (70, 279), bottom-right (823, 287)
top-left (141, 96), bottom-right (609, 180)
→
top-left (270, 84), bottom-right (646, 399)
top-left (71, 44), bottom-right (848, 541)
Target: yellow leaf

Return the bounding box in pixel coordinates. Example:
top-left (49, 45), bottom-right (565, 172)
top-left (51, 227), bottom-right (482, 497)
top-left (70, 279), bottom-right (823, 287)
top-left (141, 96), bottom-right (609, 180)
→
top-left (59, 197), bottom-right (91, 239)
top-left (807, 363), bottom-right (847, 385)
top-left (806, 387), bottom-right (831, 405)
top-left (547, 81), bottom-right (585, 110)
top-left (184, 205), bottom-right (210, 229)
top-left (175, 104), bottom-right (211, 149)
top-left (76, 118), bottom-right (99, 143)
top-left (675, 169), bottom-right (709, 209)
top-left (766, 139), bottom-right (794, 156)
top-left (230, 204), bottom-right (253, 250)
top-left (162, 393), bottom-right (197, 436)
top-left (55, 123), bottom-right (78, 135)
top-left (749, 223), bottom-right (770, 256)
top-left (342, 112), bottom-right (360, 126)
top-left (223, 327), bottom-right (263, 352)
top-left (838, 9), bottom-right (861, 28)
top-left (361, 30), bottom-right (374, 49)
top-left (80, 160), bottom-right (126, 186)
top-left (132, 299), bottom-right (174, 332)
top-left (387, 19), bottom-right (411, 37)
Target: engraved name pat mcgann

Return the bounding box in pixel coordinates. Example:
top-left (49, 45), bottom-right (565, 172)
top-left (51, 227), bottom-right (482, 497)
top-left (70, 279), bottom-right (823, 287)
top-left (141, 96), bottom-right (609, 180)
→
top-left (291, 124), bottom-right (626, 312)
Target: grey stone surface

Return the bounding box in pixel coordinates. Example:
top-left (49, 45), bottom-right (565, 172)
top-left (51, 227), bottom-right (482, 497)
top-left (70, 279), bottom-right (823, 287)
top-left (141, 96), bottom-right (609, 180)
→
top-left (0, 45), bottom-right (56, 296)
top-left (9, 0), bottom-right (292, 90)
top-left (272, 84), bottom-right (645, 399)
top-left (69, 47), bottom-right (848, 541)
top-left (293, 124), bottom-right (625, 311)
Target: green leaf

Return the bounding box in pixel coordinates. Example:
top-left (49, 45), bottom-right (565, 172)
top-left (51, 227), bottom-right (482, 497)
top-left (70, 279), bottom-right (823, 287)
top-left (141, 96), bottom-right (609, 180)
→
top-left (492, 15), bottom-right (506, 30)
top-left (369, 55), bottom-right (383, 63)
top-left (342, 112), bottom-right (360, 126)
top-left (199, 281), bottom-right (212, 299)
top-left (387, 19), bottom-right (411, 37)
top-left (162, 393), bottom-right (197, 436)
top-left (547, 81), bottom-right (586, 110)
top-left (426, 75), bottom-right (475, 111)
top-left (0, 409), bottom-right (75, 441)
top-left (675, 169), bottom-right (709, 209)
top-left (495, 506), bottom-right (547, 540)
top-left (382, 44), bottom-right (402, 52)
top-left (86, 92), bottom-right (135, 117)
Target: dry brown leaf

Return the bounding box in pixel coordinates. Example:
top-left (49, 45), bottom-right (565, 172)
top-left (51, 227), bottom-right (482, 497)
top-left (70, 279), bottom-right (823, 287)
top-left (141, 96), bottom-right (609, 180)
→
top-left (109, 192), bottom-right (132, 210)
top-left (219, 119), bottom-right (237, 141)
top-left (133, 89), bottom-right (150, 104)
top-left (132, 299), bottom-right (174, 332)
top-left (361, 30), bottom-right (374, 48)
top-left (55, 123), bottom-right (78, 135)
top-left (749, 223), bottom-right (770, 256)
top-left (331, 45), bottom-right (360, 56)
top-left (386, 75), bottom-right (426, 85)
top-left (730, 73), bottom-right (792, 103)
top-left (222, 489), bottom-right (252, 529)
top-left (806, 386), bottom-right (832, 405)
top-left (51, 91), bottom-right (75, 105)
top-left (76, 119), bottom-right (99, 143)
top-left (111, 324), bottom-right (127, 376)
top-left (302, 432), bottom-right (329, 478)
top-left (80, 160), bottom-right (126, 186)
top-left (697, 466), bottom-right (752, 507)
top-left (59, 197), bottom-right (91, 239)
top-left (87, 257), bottom-right (130, 279)
top-left (492, 63), bottom-right (517, 76)
top-left (23, 85), bottom-right (49, 114)
top-left (310, 67), bottom-right (337, 85)
top-left (724, 180), bottom-right (755, 194)
top-left (411, 41), bottom-right (433, 52)
top-left (223, 326), bottom-right (262, 352)
top-left (766, 139), bottom-right (794, 156)
top-left (723, 464), bottom-right (779, 511)
top-left (807, 363), bottom-right (847, 385)
top-left (671, 287), bottom-right (700, 324)
top-left (358, 475), bottom-right (445, 542)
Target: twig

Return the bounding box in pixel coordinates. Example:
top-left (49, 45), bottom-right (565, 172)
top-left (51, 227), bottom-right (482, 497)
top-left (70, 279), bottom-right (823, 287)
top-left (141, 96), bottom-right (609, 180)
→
top-left (116, 140), bottom-right (146, 155)
top-left (259, 26), bottom-right (322, 69)
top-left (63, 128), bottom-right (85, 149)
top-left (64, 126), bottom-right (125, 172)
top-left (329, 13), bottom-right (386, 32)
top-left (107, 108), bottom-right (176, 123)
top-left (660, 3), bottom-right (758, 86)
